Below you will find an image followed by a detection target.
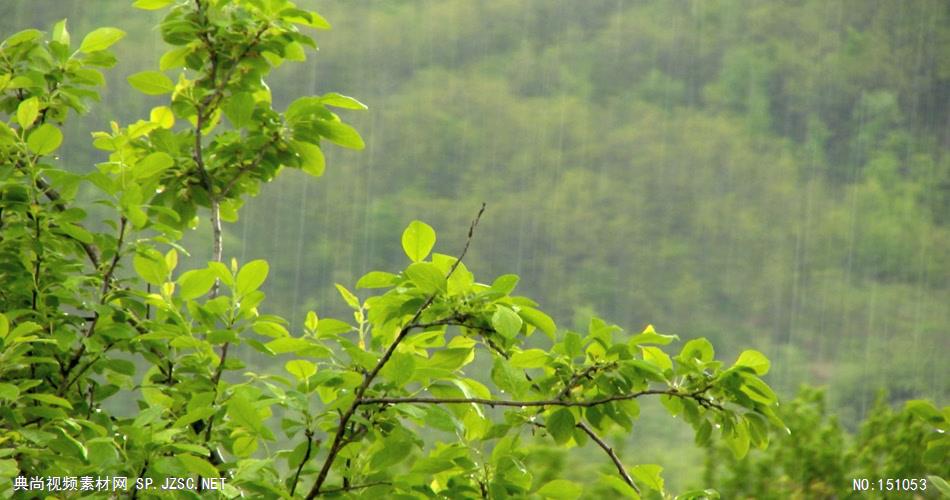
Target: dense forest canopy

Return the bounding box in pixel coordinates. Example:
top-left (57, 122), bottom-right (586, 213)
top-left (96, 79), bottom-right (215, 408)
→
top-left (1, 0), bottom-right (947, 494)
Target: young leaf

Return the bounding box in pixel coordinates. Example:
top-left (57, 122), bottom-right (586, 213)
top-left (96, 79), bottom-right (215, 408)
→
top-left (16, 97), bottom-right (39, 128)
top-left (629, 464), bottom-right (664, 492)
top-left (319, 92), bottom-right (368, 110)
top-left (285, 360), bottom-right (317, 381)
top-left (546, 409), bottom-right (575, 445)
top-left (235, 260), bottom-right (269, 296)
top-left (134, 251), bottom-right (168, 286)
top-left (491, 274), bottom-right (519, 294)
top-left (518, 306), bottom-right (556, 339)
top-left (134, 151), bottom-right (174, 179)
top-left (510, 349), bottom-right (548, 369)
top-left (176, 454), bottom-right (218, 478)
top-left (291, 141), bottom-right (326, 177)
top-left (150, 106), bottom-right (175, 128)
top-left (401, 220), bottom-right (436, 262)
top-left (127, 71), bottom-right (174, 95)
top-left (492, 305), bottom-right (523, 339)
top-left (26, 124), bottom-right (63, 155)
top-left (334, 283), bottom-right (360, 309)
top-left (79, 27), bottom-right (126, 53)
top-left (52, 19), bottom-right (70, 47)
top-left (404, 262), bottom-right (446, 294)
top-left (733, 350), bottom-right (770, 375)
top-left (133, 0), bottom-right (174, 10)
top-left (356, 271), bottom-right (397, 289)
top-left (177, 269), bottom-right (216, 300)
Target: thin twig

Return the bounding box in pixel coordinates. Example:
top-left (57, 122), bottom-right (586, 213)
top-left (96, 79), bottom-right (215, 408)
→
top-left (306, 203), bottom-right (486, 499)
top-left (356, 388), bottom-right (723, 411)
top-left (290, 431), bottom-right (316, 496)
top-left (575, 422), bottom-right (639, 493)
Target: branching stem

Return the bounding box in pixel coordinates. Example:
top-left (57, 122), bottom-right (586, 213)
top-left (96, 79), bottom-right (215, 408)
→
top-left (306, 203), bottom-right (486, 499)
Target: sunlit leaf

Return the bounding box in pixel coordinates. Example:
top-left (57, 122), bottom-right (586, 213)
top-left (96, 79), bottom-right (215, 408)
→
top-left (79, 27), bottom-right (126, 53)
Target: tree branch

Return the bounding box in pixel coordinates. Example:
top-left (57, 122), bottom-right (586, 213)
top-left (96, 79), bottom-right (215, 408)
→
top-left (290, 430), bottom-right (316, 496)
top-left (306, 203), bottom-right (486, 499)
top-left (356, 387), bottom-right (723, 411)
top-left (575, 421), bottom-right (639, 494)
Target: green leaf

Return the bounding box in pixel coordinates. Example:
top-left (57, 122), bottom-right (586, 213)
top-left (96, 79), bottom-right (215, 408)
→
top-left (401, 220), bottom-right (436, 262)
top-left (320, 92), bottom-right (367, 110)
top-left (134, 151), bottom-right (174, 179)
top-left (370, 437), bottom-right (411, 468)
top-left (739, 375), bottom-right (778, 405)
top-left (134, 251), bottom-right (168, 286)
top-left (235, 260), bottom-right (269, 296)
top-left (599, 473), bottom-right (640, 499)
top-left (4, 29), bottom-right (42, 47)
top-left (51, 428), bottom-right (87, 461)
top-left (0, 383), bottom-right (20, 401)
top-left (491, 274), bottom-right (519, 294)
top-left (16, 97), bottom-right (39, 128)
top-left (133, 0), bottom-right (174, 10)
top-left (510, 349), bottom-right (548, 369)
top-left (27, 393), bottom-right (73, 409)
top-left (0, 313), bottom-right (7, 338)
top-left (266, 337), bottom-right (325, 355)
top-left (630, 464), bottom-right (664, 492)
top-left (127, 71), bottom-right (174, 95)
top-left (905, 400), bottom-right (942, 423)
top-left (725, 419), bottom-right (751, 458)
top-left (680, 338), bottom-right (714, 363)
top-left (150, 105), bottom-right (175, 128)
top-left (335, 283), bottom-right (360, 309)
top-left (58, 223), bottom-right (94, 244)
top-left (254, 321), bottom-right (290, 338)
top-left (314, 119), bottom-right (364, 149)
top-left (305, 311), bottom-right (319, 332)
top-left (927, 476), bottom-right (950, 497)
top-left (227, 389), bottom-right (263, 433)
top-left (52, 19), bottom-right (70, 47)
top-left (381, 351), bottom-right (415, 387)
top-left (26, 124), bottom-right (63, 155)
top-left (223, 92), bottom-right (254, 128)
top-left (546, 409), bottom-right (575, 445)
top-left (492, 305), bottom-right (523, 339)
top-left (356, 271), bottom-right (398, 288)
top-left (285, 360), bottom-right (317, 381)
top-left (233, 435), bottom-right (258, 457)
top-left (176, 454), bottom-right (218, 478)
top-left (629, 324), bottom-right (678, 346)
top-left (79, 27), bottom-right (126, 53)
top-left (537, 479), bottom-right (583, 499)
top-left (404, 262), bottom-right (446, 294)
top-left (518, 306), bottom-right (556, 339)
top-left (177, 269), bottom-right (216, 300)
top-left (733, 350), bottom-right (770, 375)
top-left (290, 140), bottom-right (325, 177)
top-left (640, 346), bottom-right (673, 372)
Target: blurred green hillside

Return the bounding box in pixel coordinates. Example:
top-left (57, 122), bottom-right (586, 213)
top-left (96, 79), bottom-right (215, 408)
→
top-left (3, 0), bottom-right (947, 491)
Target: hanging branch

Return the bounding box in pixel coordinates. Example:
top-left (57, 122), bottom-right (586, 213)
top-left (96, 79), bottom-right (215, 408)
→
top-left (306, 203), bottom-right (486, 499)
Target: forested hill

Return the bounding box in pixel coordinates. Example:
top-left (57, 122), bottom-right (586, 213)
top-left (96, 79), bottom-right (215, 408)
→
top-left (3, 0), bottom-right (947, 423)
